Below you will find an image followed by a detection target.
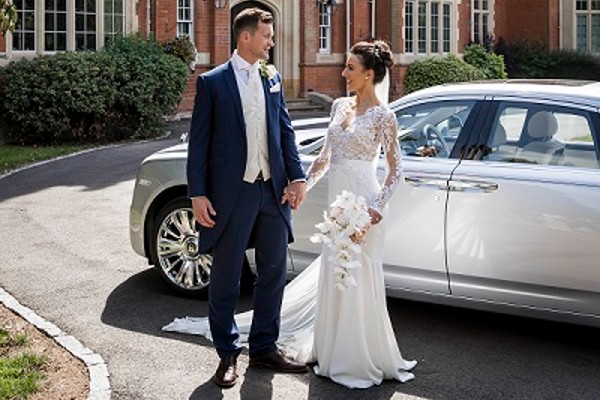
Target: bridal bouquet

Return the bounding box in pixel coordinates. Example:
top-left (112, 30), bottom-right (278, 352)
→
top-left (310, 190), bottom-right (371, 291)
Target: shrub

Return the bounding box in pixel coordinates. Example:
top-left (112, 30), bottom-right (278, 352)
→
top-left (164, 36), bottom-right (196, 68)
top-left (544, 49), bottom-right (600, 81)
top-left (463, 44), bottom-right (507, 79)
top-left (0, 52), bottom-right (118, 145)
top-left (0, 35), bottom-right (189, 145)
top-left (493, 37), bottom-right (600, 80)
top-left (404, 54), bottom-right (486, 94)
top-left (494, 38), bottom-right (552, 78)
top-left (102, 35), bottom-right (189, 139)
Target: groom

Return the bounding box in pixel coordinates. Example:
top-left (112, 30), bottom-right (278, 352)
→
top-left (187, 7), bottom-right (308, 388)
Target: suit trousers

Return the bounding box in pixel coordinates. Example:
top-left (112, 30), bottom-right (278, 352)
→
top-left (208, 179), bottom-right (289, 358)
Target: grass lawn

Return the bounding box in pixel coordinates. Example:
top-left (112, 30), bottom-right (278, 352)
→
top-left (0, 144), bottom-right (92, 175)
top-left (0, 329), bottom-right (45, 399)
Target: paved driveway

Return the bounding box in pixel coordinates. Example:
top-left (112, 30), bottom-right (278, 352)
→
top-left (0, 128), bottom-right (599, 400)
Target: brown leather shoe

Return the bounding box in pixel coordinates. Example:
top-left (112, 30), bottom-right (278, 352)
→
top-left (249, 349), bottom-right (308, 373)
top-left (213, 356), bottom-right (238, 388)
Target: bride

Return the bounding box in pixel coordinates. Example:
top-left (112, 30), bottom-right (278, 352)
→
top-left (164, 40), bottom-right (416, 389)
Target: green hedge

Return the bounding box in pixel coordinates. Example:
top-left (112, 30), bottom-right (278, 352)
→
top-left (0, 35), bottom-right (189, 145)
top-left (404, 54), bottom-right (486, 94)
top-left (463, 44), bottom-right (507, 79)
top-left (102, 35), bottom-right (189, 140)
top-left (494, 37), bottom-right (600, 80)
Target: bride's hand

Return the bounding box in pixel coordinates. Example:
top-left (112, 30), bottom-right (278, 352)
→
top-left (351, 224), bottom-right (370, 244)
top-left (368, 208), bottom-right (383, 225)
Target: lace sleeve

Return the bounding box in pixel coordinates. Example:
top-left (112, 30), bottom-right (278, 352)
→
top-left (305, 99), bottom-right (341, 191)
top-left (371, 110), bottom-right (403, 212)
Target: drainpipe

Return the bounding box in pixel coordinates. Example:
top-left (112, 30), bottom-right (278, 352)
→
top-left (371, 0), bottom-right (376, 39)
top-left (559, 0), bottom-right (563, 49)
top-left (346, 0), bottom-right (351, 96)
top-left (346, 0), bottom-right (351, 52)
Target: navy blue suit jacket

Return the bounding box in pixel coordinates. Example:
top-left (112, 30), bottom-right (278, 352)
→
top-left (186, 61), bottom-right (306, 253)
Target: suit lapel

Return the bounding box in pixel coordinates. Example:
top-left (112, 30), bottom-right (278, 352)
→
top-left (223, 61), bottom-right (246, 133)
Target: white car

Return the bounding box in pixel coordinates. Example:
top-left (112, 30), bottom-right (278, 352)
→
top-left (130, 80), bottom-right (600, 328)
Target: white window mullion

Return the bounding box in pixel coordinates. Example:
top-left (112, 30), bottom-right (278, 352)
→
top-left (97, 0), bottom-right (104, 49)
top-left (67, 0), bottom-right (74, 51)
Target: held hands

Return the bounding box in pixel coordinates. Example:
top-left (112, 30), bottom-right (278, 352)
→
top-left (192, 196), bottom-right (217, 228)
top-left (281, 181), bottom-right (307, 210)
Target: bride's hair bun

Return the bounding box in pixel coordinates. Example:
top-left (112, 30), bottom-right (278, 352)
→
top-left (350, 40), bottom-right (394, 84)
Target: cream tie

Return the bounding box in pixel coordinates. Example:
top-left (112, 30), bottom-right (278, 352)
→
top-left (247, 63), bottom-right (262, 105)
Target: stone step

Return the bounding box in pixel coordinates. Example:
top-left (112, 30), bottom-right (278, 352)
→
top-left (286, 98), bottom-right (326, 114)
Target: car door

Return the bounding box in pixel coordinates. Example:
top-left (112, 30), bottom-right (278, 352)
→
top-left (446, 98), bottom-right (600, 318)
top-left (379, 98), bottom-right (485, 295)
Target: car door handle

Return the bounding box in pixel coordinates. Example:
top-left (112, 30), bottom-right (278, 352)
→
top-left (404, 176), bottom-right (448, 190)
top-left (448, 180), bottom-right (499, 193)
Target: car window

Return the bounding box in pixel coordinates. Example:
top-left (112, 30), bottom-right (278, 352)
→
top-left (483, 102), bottom-right (599, 169)
top-left (395, 100), bottom-right (476, 158)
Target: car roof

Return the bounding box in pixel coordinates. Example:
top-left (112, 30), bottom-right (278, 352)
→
top-left (392, 79), bottom-right (600, 109)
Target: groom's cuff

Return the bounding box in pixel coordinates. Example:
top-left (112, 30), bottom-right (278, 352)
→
top-left (291, 179), bottom-right (306, 183)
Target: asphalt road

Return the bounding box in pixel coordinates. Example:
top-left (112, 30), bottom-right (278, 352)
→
top-left (0, 122), bottom-right (599, 400)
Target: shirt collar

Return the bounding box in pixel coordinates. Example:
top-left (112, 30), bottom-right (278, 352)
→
top-left (232, 50), bottom-right (258, 72)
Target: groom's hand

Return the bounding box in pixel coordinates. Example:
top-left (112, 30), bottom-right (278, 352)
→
top-left (192, 196), bottom-right (217, 228)
top-left (282, 181), bottom-right (307, 210)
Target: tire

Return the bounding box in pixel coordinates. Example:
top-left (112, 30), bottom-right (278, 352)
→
top-left (149, 198), bottom-right (212, 297)
top-left (149, 197), bottom-right (255, 297)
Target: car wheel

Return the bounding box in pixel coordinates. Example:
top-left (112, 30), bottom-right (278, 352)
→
top-left (150, 198), bottom-right (212, 297)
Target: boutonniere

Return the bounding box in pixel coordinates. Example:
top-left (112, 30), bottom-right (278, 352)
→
top-left (259, 60), bottom-right (277, 79)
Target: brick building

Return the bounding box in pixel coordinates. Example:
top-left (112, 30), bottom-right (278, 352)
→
top-left (2, 1), bottom-right (599, 111)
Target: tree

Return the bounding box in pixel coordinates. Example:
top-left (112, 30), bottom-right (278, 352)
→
top-left (1, 0), bottom-right (17, 34)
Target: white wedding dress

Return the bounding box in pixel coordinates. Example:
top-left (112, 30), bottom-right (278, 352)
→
top-left (164, 97), bottom-right (416, 388)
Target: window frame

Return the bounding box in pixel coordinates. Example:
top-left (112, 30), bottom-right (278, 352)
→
top-left (104, 0), bottom-right (125, 41)
top-left (12, 0), bottom-right (37, 52)
top-left (318, 2), bottom-right (332, 54)
top-left (44, 0), bottom-right (68, 52)
top-left (575, 0), bottom-right (600, 53)
top-left (75, 0), bottom-right (97, 51)
top-left (177, 0), bottom-right (194, 40)
top-left (5, 0), bottom-right (130, 56)
top-left (471, 0), bottom-right (494, 45)
top-left (404, 0), bottom-right (456, 56)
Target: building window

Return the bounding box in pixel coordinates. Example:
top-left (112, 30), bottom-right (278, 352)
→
top-left (472, 0), bottom-right (493, 45)
top-left (105, 0), bottom-right (125, 40)
top-left (8, 0), bottom-right (130, 54)
top-left (45, 0), bottom-right (67, 51)
top-left (319, 3), bottom-right (332, 53)
top-left (75, 0), bottom-right (97, 50)
top-left (576, 0), bottom-right (600, 53)
top-left (405, 1), bottom-right (454, 55)
top-left (177, 0), bottom-right (193, 39)
top-left (13, 0), bottom-right (36, 51)
top-left (405, 1), bottom-right (414, 52)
